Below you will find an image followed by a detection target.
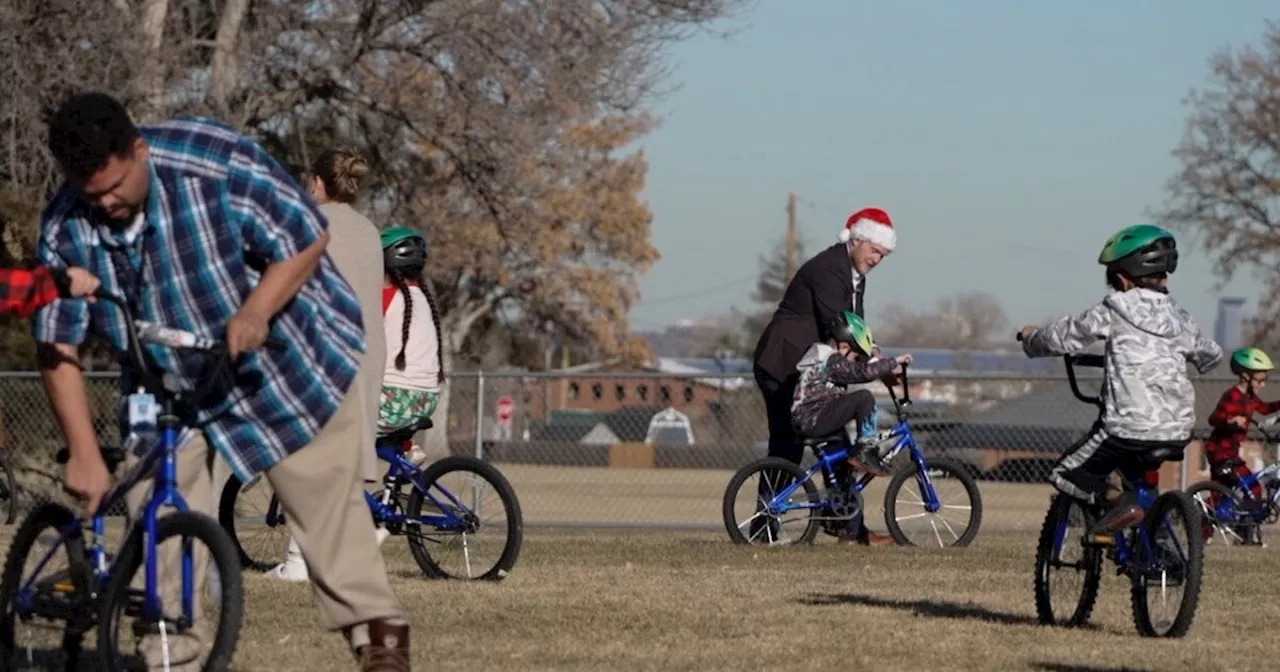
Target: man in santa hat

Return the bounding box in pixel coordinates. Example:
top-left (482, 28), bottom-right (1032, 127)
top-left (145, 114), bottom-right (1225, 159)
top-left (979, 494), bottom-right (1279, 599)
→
top-left (750, 207), bottom-right (898, 546)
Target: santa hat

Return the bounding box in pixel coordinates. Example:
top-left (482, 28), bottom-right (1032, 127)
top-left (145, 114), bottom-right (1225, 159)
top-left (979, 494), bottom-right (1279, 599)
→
top-left (837, 207), bottom-right (896, 251)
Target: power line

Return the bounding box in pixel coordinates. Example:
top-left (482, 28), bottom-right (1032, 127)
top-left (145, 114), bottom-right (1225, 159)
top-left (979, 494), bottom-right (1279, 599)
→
top-left (641, 274), bottom-right (756, 306)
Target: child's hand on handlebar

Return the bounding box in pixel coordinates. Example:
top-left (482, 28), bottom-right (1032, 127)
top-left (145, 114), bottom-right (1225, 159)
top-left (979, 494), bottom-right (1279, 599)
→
top-left (1017, 325), bottom-right (1038, 342)
top-left (1230, 415), bottom-right (1249, 429)
top-left (63, 267), bottom-right (100, 302)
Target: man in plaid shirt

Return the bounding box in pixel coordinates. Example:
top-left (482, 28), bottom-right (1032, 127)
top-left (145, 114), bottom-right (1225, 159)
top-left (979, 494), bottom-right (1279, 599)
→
top-left (35, 92), bottom-right (409, 671)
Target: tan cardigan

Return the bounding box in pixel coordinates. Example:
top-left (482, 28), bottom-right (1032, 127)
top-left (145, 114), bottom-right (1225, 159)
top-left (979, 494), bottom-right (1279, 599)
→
top-left (320, 202), bottom-right (387, 481)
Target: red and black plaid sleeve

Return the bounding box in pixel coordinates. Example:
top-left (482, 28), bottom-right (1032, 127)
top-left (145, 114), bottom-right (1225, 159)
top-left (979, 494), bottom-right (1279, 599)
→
top-left (0, 267), bottom-right (62, 318)
top-left (1208, 387), bottom-right (1247, 429)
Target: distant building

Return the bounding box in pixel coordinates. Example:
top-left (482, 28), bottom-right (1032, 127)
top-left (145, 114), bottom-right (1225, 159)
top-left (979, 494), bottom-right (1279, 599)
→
top-left (1215, 297), bottom-right (1248, 353)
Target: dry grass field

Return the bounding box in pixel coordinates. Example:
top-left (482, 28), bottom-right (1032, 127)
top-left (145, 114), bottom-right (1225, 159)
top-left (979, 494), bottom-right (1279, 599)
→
top-left (2, 523), bottom-right (1276, 672)
top-left (492, 463), bottom-right (1055, 531)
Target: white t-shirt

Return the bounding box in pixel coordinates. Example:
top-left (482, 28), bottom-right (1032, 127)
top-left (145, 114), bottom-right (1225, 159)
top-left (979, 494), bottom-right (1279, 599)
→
top-left (382, 285), bottom-right (441, 391)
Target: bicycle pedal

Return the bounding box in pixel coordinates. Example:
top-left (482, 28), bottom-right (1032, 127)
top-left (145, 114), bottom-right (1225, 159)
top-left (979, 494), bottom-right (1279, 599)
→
top-left (1084, 533), bottom-right (1115, 547)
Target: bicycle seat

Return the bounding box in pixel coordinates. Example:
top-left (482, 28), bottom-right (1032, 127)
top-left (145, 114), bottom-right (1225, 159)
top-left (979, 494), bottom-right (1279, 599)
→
top-left (55, 445), bottom-right (128, 472)
top-left (376, 417), bottom-right (435, 447)
top-left (800, 433), bottom-right (846, 447)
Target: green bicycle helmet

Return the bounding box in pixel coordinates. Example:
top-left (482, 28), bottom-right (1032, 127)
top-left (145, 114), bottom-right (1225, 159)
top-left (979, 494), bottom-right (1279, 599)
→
top-left (1231, 346), bottom-right (1275, 374)
top-left (1097, 224), bottom-right (1178, 279)
top-left (826, 310), bottom-right (876, 357)
top-left (380, 226), bottom-right (427, 271)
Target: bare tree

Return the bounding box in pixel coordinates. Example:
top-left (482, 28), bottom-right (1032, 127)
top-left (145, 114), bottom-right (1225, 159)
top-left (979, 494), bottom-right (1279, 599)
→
top-left (1154, 21), bottom-right (1280, 346)
top-left (877, 291), bottom-right (1010, 350)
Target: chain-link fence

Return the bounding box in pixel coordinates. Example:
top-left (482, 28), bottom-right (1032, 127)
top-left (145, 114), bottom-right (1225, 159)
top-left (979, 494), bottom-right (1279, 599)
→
top-left (0, 369), bottom-right (1260, 532)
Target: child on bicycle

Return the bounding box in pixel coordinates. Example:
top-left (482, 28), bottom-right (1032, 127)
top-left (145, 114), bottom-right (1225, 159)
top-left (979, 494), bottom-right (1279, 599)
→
top-left (1019, 224), bottom-right (1222, 542)
top-left (378, 227), bottom-right (443, 442)
top-left (1202, 347), bottom-right (1280, 543)
top-left (792, 310), bottom-right (911, 478)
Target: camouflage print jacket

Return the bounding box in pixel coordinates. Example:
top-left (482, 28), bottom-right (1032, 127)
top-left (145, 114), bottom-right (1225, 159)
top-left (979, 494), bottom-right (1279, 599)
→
top-left (1022, 288), bottom-right (1223, 442)
top-left (791, 343), bottom-right (897, 434)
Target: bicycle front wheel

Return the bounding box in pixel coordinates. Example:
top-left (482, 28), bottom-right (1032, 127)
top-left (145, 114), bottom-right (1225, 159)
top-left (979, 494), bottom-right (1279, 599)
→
top-left (405, 456), bottom-right (523, 581)
top-left (883, 457), bottom-right (983, 547)
top-left (1033, 494), bottom-right (1101, 627)
top-left (98, 511), bottom-right (244, 670)
top-left (218, 473), bottom-right (289, 572)
top-left (1130, 491), bottom-right (1204, 638)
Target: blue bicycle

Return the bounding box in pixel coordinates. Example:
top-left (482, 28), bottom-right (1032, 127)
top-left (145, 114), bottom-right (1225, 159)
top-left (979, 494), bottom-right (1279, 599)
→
top-left (722, 365), bottom-right (983, 548)
top-left (1186, 417), bottom-right (1280, 547)
top-left (1032, 352), bottom-right (1205, 638)
top-left (219, 418), bottom-right (523, 581)
top-left (0, 291), bottom-right (250, 669)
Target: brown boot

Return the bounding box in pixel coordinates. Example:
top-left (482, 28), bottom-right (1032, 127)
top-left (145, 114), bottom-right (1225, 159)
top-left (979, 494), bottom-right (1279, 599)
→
top-left (360, 619), bottom-right (411, 672)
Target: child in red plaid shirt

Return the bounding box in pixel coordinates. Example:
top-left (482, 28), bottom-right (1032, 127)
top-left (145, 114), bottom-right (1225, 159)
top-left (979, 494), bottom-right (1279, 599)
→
top-left (0, 266), bottom-right (98, 316)
top-left (1204, 347), bottom-right (1280, 543)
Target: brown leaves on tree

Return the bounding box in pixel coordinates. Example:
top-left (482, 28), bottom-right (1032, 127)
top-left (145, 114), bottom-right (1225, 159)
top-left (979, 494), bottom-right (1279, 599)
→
top-left (0, 0), bottom-right (752, 370)
top-left (1156, 21), bottom-right (1280, 345)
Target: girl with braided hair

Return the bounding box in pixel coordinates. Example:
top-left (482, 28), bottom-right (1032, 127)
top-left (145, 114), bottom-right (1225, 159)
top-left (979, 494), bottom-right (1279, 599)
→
top-left (379, 227), bottom-right (443, 440)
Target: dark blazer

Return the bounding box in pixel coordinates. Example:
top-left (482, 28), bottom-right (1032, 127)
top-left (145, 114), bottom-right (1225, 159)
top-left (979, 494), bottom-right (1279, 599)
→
top-left (752, 243), bottom-right (865, 383)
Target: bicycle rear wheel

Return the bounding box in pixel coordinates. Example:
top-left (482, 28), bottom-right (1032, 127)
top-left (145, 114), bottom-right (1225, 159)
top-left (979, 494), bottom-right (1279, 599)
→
top-left (98, 511), bottom-right (244, 670)
top-left (723, 457), bottom-right (822, 546)
top-left (0, 503), bottom-right (91, 670)
top-left (405, 456), bottom-right (523, 581)
top-left (1187, 480), bottom-right (1253, 545)
top-left (1130, 491), bottom-right (1204, 638)
top-left (1033, 494), bottom-right (1101, 627)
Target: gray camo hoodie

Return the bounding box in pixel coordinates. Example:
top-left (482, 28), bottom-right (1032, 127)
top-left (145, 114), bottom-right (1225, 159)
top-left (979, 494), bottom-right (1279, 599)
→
top-left (1022, 288), bottom-right (1223, 442)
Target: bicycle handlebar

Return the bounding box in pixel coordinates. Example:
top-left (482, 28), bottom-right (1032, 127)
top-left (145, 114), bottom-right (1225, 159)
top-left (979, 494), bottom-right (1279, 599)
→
top-left (92, 290), bottom-right (284, 409)
top-left (1016, 329), bottom-right (1103, 409)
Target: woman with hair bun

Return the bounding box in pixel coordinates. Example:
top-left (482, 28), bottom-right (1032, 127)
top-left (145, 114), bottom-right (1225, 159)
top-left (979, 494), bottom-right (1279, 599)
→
top-left (265, 149), bottom-right (388, 584)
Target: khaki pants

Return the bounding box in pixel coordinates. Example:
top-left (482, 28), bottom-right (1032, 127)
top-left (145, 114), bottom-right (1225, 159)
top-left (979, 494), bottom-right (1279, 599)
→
top-left (123, 389), bottom-right (405, 670)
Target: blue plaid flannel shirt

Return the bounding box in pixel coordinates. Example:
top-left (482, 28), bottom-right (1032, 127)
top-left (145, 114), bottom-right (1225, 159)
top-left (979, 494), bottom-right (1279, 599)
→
top-left (33, 117), bottom-right (367, 482)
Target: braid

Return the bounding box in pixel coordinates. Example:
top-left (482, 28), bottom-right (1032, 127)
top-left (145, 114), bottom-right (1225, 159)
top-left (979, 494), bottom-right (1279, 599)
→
top-left (390, 271), bottom-right (412, 371)
top-left (418, 272), bottom-right (446, 380)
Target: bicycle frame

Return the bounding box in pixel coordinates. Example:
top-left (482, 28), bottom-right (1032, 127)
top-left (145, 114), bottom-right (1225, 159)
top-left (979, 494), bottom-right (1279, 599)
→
top-left (15, 293), bottom-right (249, 629)
top-left (763, 365), bottom-right (947, 516)
top-left (365, 444), bottom-right (476, 531)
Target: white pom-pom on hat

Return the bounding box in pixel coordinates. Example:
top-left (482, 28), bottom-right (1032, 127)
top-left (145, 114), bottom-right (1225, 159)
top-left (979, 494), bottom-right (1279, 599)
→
top-left (838, 207), bottom-right (896, 251)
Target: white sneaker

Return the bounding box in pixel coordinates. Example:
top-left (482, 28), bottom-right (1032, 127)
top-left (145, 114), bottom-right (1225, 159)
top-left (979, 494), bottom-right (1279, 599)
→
top-left (264, 537), bottom-right (309, 582)
top-left (408, 445), bottom-right (430, 467)
top-left (264, 557), bottom-right (309, 582)
top-left (374, 527), bottom-right (391, 547)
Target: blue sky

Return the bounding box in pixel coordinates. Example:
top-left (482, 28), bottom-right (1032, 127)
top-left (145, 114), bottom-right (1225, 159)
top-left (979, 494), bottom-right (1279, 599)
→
top-left (630, 2), bottom-right (1277, 340)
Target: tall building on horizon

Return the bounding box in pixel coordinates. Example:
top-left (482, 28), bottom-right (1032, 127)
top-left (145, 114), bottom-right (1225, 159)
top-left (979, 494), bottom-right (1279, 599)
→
top-left (1215, 297), bottom-right (1248, 354)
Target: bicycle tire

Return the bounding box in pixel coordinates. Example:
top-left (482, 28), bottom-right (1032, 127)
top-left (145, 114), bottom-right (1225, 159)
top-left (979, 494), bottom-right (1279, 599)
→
top-left (0, 503), bottom-right (91, 670)
top-left (1033, 493), bottom-right (1102, 627)
top-left (405, 456), bottom-right (523, 581)
top-left (1130, 490), bottom-right (1204, 638)
top-left (98, 511), bottom-right (244, 670)
top-left (218, 474), bottom-right (287, 572)
top-left (883, 456), bottom-right (983, 547)
top-left (722, 457), bottom-right (821, 546)
top-left (0, 449), bottom-right (15, 525)
top-left (1186, 480), bottom-right (1251, 544)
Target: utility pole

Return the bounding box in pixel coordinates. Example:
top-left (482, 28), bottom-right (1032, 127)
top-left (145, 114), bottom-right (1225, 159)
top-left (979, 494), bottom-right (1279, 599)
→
top-left (785, 191), bottom-right (797, 281)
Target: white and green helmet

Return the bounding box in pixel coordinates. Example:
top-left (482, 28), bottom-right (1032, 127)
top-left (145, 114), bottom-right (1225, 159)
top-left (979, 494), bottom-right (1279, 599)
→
top-left (826, 310), bottom-right (875, 356)
top-left (1231, 346), bottom-right (1275, 373)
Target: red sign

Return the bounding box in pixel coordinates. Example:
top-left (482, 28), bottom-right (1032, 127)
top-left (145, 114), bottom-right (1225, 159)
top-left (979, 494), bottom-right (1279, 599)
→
top-left (496, 396), bottom-right (515, 423)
